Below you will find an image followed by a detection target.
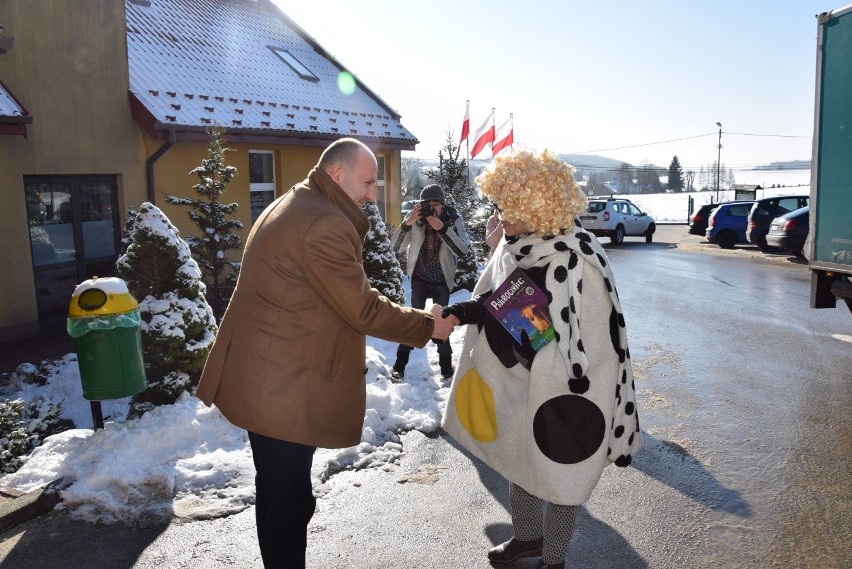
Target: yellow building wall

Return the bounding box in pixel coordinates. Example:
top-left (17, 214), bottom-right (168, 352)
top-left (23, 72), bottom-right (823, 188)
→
top-left (0, 1), bottom-right (147, 341)
top-left (143, 139), bottom-right (323, 245)
top-left (148, 141), bottom-right (402, 242)
top-left (0, 0), bottom-right (410, 342)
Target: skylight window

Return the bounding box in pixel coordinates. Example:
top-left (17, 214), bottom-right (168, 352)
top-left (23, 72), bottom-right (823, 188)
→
top-left (269, 47), bottom-right (319, 82)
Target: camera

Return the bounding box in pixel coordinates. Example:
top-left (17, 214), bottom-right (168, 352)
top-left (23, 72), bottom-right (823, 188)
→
top-left (419, 201), bottom-right (435, 218)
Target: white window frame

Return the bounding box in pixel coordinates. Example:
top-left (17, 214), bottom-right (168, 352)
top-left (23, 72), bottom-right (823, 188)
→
top-left (249, 150), bottom-right (275, 192)
top-left (249, 150), bottom-right (276, 223)
top-left (375, 155), bottom-right (387, 219)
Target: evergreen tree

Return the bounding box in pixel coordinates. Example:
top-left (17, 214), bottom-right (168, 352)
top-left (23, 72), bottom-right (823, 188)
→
top-left (116, 202), bottom-right (218, 417)
top-left (120, 206), bottom-right (139, 254)
top-left (165, 126), bottom-right (242, 321)
top-left (425, 131), bottom-right (483, 289)
top-left (667, 156), bottom-right (685, 192)
top-left (361, 202), bottom-right (405, 304)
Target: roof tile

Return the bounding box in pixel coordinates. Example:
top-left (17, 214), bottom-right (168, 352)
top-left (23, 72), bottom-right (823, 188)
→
top-left (125, 0), bottom-right (416, 145)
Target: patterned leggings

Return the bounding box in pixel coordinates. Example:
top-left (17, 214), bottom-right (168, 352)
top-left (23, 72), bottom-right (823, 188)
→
top-left (509, 483), bottom-right (578, 565)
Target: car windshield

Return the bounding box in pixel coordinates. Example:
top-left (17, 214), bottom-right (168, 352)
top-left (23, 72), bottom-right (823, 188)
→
top-left (586, 202), bottom-right (607, 213)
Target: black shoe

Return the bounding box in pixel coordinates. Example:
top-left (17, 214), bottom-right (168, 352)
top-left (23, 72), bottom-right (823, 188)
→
top-left (487, 537), bottom-right (543, 564)
top-left (439, 355), bottom-right (454, 378)
top-left (533, 560), bottom-right (564, 569)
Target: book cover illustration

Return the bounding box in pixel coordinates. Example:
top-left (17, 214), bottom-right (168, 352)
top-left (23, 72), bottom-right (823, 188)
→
top-left (484, 268), bottom-right (555, 351)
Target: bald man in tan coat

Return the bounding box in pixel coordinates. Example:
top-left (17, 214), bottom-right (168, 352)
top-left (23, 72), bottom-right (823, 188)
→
top-left (196, 138), bottom-right (454, 568)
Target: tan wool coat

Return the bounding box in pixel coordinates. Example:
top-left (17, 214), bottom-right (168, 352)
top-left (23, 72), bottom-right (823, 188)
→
top-left (196, 167), bottom-right (435, 448)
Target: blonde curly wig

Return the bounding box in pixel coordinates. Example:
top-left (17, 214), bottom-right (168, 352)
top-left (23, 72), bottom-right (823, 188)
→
top-left (475, 149), bottom-right (588, 237)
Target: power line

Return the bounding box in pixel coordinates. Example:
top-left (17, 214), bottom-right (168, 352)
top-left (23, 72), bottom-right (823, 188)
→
top-left (724, 131), bottom-right (811, 139)
top-left (571, 131), bottom-right (811, 155)
top-left (574, 133), bottom-right (715, 154)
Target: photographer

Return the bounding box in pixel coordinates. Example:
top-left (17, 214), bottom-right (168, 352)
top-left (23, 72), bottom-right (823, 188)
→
top-left (390, 184), bottom-right (469, 380)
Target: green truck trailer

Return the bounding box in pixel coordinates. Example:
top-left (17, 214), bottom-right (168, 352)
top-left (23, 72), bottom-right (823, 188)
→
top-left (809, 4), bottom-right (852, 314)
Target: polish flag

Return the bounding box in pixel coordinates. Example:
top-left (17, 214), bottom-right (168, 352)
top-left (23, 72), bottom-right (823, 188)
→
top-left (492, 115), bottom-right (514, 157)
top-left (470, 111), bottom-right (495, 159)
top-left (455, 102), bottom-right (470, 158)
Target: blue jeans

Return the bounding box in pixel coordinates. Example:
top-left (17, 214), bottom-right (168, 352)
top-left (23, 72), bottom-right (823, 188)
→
top-left (394, 278), bottom-right (452, 370)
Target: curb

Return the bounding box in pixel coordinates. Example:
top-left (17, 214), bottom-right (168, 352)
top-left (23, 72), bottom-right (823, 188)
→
top-left (0, 478), bottom-right (67, 535)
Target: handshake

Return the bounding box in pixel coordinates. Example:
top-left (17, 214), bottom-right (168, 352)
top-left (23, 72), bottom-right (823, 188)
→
top-left (430, 305), bottom-right (458, 341)
top-left (430, 298), bottom-right (488, 341)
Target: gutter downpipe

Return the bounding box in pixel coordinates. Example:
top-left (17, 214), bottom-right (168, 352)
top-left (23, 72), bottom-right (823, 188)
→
top-left (145, 129), bottom-right (176, 204)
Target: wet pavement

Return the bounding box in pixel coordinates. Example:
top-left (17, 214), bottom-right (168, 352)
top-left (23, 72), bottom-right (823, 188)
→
top-left (0, 225), bottom-right (849, 568)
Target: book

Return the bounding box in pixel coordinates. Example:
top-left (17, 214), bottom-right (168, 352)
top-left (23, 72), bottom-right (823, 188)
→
top-left (484, 268), bottom-right (555, 351)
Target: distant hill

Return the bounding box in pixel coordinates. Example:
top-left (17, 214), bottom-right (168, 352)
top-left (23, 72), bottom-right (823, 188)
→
top-left (558, 153), bottom-right (632, 170)
top-left (753, 160), bottom-right (811, 170)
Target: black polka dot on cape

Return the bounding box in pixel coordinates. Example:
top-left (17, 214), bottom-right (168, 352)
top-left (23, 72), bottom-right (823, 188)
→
top-left (568, 376), bottom-right (590, 394)
top-left (533, 395), bottom-right (605, 464)
top-left (554, 241), bottom-right (569, 252)
top-left (554, 266), bottom-right (568, 282)
top-left (579, 241), bottom-right (593, 255)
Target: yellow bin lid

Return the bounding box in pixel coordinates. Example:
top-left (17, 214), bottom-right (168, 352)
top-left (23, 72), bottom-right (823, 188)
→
top-left (68, 276), bottom-right (139, 318)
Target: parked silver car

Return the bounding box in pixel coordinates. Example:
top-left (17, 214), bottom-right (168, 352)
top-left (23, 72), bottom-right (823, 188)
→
top-left (579, 198), bottom-right (656, 244)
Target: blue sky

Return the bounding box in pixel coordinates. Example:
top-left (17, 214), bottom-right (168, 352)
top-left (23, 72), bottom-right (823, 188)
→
top-left (276, 1), bottom-right (839, 173)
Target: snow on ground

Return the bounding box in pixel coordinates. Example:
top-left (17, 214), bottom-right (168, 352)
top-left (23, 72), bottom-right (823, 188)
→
top-left (0, 174), bottom-right (814, 525)
top-left (0, 279), bottom-right (472, 525)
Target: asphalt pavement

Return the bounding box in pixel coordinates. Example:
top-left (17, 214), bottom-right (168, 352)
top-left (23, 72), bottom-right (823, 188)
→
top-left (1, 224), bottom-right (848, 568)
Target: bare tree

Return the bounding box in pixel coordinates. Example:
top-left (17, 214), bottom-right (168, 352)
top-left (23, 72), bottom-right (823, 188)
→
top-left (617, 162), bottom-right (632, 194)
top-left (685, 170), bottom-right (695, 192)
top-left (401, 156), bottom-right (424, 201)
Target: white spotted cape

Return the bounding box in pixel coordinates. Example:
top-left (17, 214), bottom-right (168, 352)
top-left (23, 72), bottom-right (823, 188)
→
top-left (442, 225), bottom-right (641, 505)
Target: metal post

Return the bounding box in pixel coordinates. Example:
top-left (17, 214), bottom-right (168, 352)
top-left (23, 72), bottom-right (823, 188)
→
top-left (715, 122), bottom-right (722, 202)
top-left (90, 401), bottom-right (104, 430)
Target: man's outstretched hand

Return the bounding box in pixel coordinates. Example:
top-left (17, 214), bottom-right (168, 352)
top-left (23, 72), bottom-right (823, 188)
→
top-left (430, 304), bottom-right (457, 341)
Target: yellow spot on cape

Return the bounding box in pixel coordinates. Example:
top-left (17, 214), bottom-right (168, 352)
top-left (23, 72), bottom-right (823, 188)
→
top-left (455, 368), bottom-right (497, 442)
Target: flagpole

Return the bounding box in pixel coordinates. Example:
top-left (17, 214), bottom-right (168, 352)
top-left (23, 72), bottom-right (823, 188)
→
top-left (463, 100), bottom-right (470, 189)
top-left (490, 108), bottom-right (495, 156)
top-left (466, 136), bottom-right (470, 190)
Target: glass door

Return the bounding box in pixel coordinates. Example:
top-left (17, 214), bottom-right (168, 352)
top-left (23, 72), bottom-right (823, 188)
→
top-left (25, 176), bottom-right (120, 330)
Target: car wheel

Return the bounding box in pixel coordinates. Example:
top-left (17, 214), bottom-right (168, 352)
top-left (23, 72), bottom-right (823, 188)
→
top-left (756, 236), bottom-right (771, 252)
top-left (645, 223), bottom-right (655, 243)
top-left (717, 230), bottom-right (737, 249)
top-left (610, 225), bottom-right (625, 245)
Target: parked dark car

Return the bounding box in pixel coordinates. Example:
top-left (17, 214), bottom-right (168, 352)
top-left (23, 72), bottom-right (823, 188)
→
top-left (746, 195), bottom-right (809, 251)
top-left (688, 203), bottom-right (721, 236)
top-left (765, 205), bottom-right (809, 256)
top-left (706, 201), bottom-right (755, 249)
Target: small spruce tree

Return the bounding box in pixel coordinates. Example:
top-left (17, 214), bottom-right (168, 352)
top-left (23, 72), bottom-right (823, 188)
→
top-left (362, 202), bottom-right (405, 304)
top-left (667, 156), bottom-right (685, 192)
top-left (120, 206), bottom-right (139, 254)
top-left (165, 126), bottom-right (242, 321)
top-left (0, 397), bottom-right (63, 474)
top-left (116, 202), bottom-right (218, 417)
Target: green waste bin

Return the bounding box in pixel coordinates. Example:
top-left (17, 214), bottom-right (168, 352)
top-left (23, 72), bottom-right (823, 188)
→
top-left (67, 277), bottom-right (147, 400)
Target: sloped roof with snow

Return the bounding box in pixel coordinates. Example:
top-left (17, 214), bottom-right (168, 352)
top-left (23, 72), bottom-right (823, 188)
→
top-left (0, 79), bottom-right (31, 135)
top-left (125, 0), bottom-right (417, 148)
top-left (0, 79), bottom-right (29, 121)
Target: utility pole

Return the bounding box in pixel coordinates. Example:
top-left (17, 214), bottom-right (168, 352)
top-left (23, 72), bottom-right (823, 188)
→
top-left (715, 122), bottom-right (722, 202)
